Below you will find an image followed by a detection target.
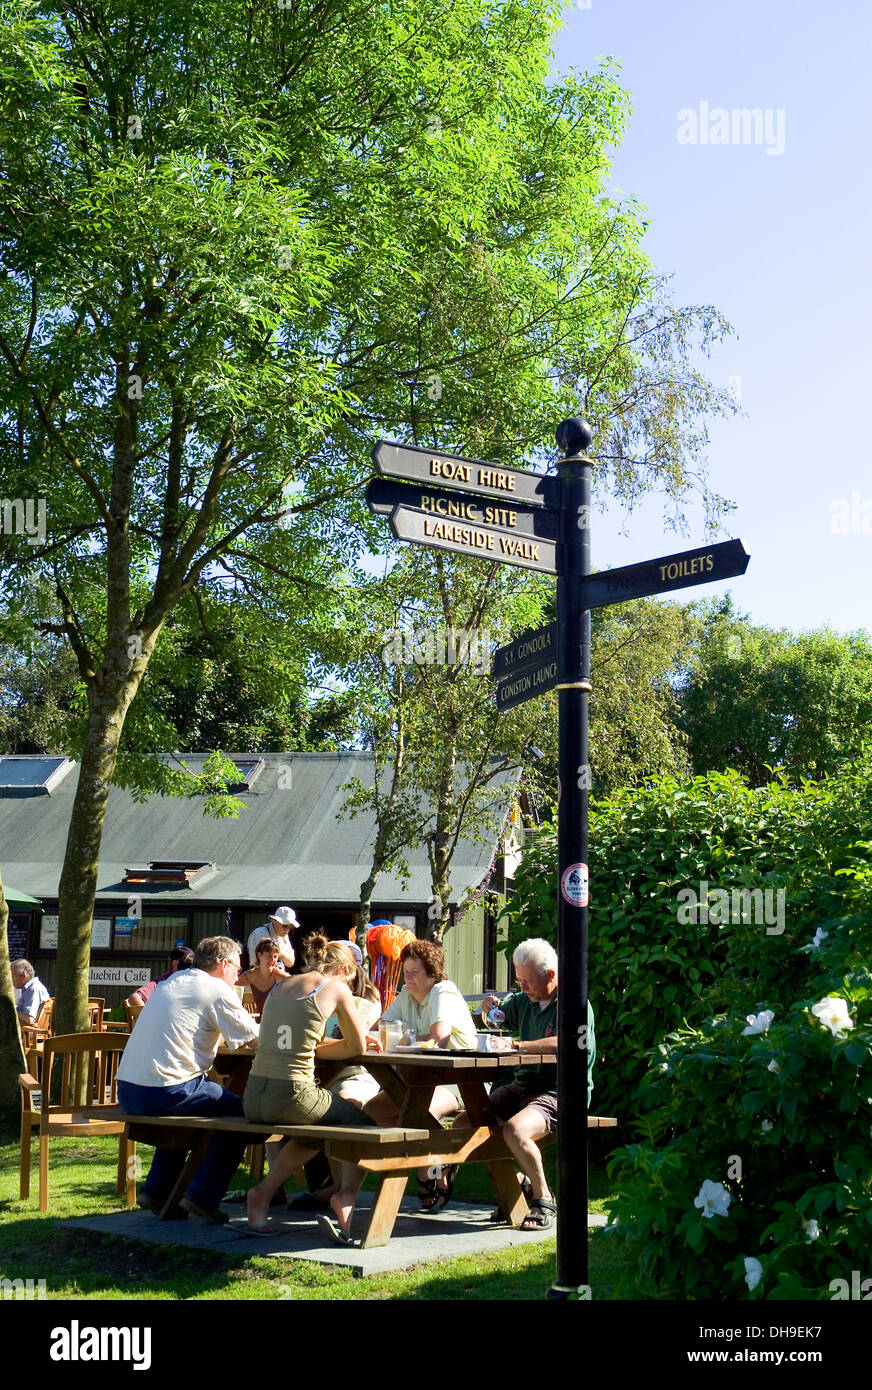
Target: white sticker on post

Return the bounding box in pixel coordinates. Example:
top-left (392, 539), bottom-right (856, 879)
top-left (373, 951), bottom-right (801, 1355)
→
top-left (560, 862), bottom-right (589, 907)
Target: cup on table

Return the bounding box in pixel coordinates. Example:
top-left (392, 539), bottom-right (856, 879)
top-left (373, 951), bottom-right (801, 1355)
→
top-left (381, 1021), bottom-right (403, 1053)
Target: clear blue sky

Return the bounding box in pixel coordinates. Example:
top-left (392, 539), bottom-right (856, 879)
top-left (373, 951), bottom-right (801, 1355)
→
top-left (553, 0), bottom-right (872, 635)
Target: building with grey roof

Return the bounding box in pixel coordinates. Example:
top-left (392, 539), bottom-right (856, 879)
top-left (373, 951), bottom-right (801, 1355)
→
top-left (0, 752), bottom-right (521, 1005)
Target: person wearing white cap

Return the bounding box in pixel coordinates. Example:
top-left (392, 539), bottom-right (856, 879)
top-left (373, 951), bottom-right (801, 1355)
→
top-left (247, 907), bottom-right (298, 970)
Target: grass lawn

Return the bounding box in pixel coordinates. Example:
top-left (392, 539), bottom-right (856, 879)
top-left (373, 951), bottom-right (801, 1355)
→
top-left (0, 1123), bottom-right (629, 1300)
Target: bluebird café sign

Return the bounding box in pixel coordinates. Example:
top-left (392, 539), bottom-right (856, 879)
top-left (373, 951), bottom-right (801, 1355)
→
top-left (366, 428), bottom-right (749, 1299)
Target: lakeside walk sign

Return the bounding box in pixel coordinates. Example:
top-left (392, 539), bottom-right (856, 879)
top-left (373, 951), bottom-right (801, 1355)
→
top-left (389, 504), bottom-right (558, 573)
top-left (367, 429), bottom-right (749, 1298)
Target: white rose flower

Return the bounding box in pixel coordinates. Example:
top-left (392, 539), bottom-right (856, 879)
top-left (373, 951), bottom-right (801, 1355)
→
top-left (761, 1119), bottom-right (774, 1133)
top-left (811, 927), bottom-right (828, 948)
top-left (744, 1256), bottom-right (763, 1291)
top-left (811, 997), bottom-right (854, 1036)
top-left (767, 1059), bottom-right (780, 1073)
top-left (803, 1219), bottom-right (820, 1242)
top-left (694, 1179), bottom-right (731, 1219)
top-left (743, 1010), bottom-right (775, 1036)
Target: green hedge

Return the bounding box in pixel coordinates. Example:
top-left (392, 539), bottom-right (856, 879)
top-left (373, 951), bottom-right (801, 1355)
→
top-left (499, 759), bottom-right (872, 1123)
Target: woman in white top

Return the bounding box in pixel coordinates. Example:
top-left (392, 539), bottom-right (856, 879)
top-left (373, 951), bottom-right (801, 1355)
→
top-left (370, 939), bottom-right (476, 1210)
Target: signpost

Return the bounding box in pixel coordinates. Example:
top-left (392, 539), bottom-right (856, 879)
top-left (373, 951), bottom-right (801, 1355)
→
top-left (366, 430), bottom-right (749, 1300)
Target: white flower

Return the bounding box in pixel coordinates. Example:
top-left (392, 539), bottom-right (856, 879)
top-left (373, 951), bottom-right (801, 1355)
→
top-left (744, 1256), bottom-right (763, 1291)
top-left (803, 1219), bottom-right (820, 1242)
top-left (767, 1059), bottom-right (780, 1073)
top-left (694, 1179), bottom-right (731, 1219)
top-left (811, 927), bottom-right (828, 949)
top-left (743, 1010), bottom-right (775, 1036)
top-left (811, 997), bottom-right (854, 1036)
top-left (761, 1119), bottom-right (774, 1133)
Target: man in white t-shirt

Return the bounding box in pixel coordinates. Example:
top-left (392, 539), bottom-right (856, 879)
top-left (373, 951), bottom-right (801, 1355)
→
top-left (246, 906), bottom-right (298, 970)
top-left (117, 935), bottom-right (259, 1223)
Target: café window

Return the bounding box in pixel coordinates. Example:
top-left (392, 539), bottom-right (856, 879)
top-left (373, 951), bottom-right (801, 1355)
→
top-left (113, 915), bottom-right (189, 953)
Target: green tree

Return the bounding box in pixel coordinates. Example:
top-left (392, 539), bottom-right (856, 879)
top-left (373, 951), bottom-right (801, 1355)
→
top-left (678, 599), bottom-right (872, 784)
top-left (0, 0), bottom-right (736, 1030)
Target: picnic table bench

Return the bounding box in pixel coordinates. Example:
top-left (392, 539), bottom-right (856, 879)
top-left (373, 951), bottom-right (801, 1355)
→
top-left (96, 1049), bottom-right (615, 1248)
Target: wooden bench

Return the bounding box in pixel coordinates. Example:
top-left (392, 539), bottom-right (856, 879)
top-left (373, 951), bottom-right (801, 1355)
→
top-left (91, 1109), bottom-right (616, 1247)
top-left (91, 1112), bottom-right (433, 1248)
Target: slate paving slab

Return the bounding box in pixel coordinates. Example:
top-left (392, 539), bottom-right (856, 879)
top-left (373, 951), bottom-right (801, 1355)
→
top-left (66, 1193), bottom-right (607, 1276)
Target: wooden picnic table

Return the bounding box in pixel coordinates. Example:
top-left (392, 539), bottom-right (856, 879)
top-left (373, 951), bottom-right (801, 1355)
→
top-left (188, 1044), bottom-right (614, 1246)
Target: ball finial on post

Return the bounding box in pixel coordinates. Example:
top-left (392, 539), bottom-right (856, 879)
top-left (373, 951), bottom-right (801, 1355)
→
top-left (555, 418), bottom-right (593, 460)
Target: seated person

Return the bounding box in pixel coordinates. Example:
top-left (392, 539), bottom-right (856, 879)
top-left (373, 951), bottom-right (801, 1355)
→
top-left (236, 937), bottom-right (289, 1013)
top-left (126, 945), bottom-right (194, 1007)
top-left (116, 936), bottom-right (259, 1223)
top-left (455, 937), bottom-right (595, 1231)
top-left (11, 960), bottom-right (50, 1026)
top-left (289, 958), bottom-right (383, 1212)
top-left (243, 935), bottom-right (380, 1244)
top-left (366, 939), bottom-right (477, 1211)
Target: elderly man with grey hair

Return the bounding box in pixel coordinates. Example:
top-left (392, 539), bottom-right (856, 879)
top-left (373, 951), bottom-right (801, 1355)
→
top-left (11, 959), bottom-right (50, 1025)
top-left (458, 937), bottom-right (595, 1230)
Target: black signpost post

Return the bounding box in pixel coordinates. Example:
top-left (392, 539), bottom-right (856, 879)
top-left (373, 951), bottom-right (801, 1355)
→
top-left (366, 427), bottom-right (749, 1300)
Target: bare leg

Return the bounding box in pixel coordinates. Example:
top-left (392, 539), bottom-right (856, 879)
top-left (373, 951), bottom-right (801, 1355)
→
top-left (247, 1140), bottom-right (318, 1229)
top-left (501, 1109), bottom-right (551, 1202)
top-left (329, 1160), bottom-right (367, 1234)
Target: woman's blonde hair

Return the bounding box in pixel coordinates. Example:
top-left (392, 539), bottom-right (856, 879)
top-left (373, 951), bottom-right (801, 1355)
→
top-left (302, 933), bottom-right (355, 978)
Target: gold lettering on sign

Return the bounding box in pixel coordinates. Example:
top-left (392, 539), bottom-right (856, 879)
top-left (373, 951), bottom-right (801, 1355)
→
top-left (658, 553), bottom-right (716, 583)
top-left (421, 495), bottom-right (479, 521)
top-left (499, 537), bottom-right (539, 561)
top-left (477, 468), bottom-right (516, 492)
top-left (430, 457), bottom-right (472, 482)
top-left (424, 519), bottom-right (494, 550)
top-left (483, 506), bottom-right (517, 528)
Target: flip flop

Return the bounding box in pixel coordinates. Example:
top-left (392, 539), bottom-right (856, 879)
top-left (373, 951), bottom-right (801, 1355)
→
top-left (316, 1213), bottom-right (358, 1247)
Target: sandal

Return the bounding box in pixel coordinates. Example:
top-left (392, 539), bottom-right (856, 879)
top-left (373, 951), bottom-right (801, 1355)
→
top-left (418, 1165), bottom-right (457, 1213)
top-left (316, 1213), bottom-right (358, 1247)
top-left (520, 1198), bottom-right (557, 1231)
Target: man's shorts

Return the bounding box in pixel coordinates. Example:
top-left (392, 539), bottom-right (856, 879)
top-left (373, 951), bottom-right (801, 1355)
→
top-left (488, 1083), bottom-right (558, 1133)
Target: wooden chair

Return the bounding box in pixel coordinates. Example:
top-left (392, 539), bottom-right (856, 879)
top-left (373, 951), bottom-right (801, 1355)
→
top-left (19, 998), bottom-right (55, 1080)
top-left (19, 1032), bottom-right (136, 1213)
top-left (124, 1002), bottom-right (144, 1032)
top-left (87, 998), bottom-right (106, 1031)
top-left (240, 989), bottom-right (260, 1018)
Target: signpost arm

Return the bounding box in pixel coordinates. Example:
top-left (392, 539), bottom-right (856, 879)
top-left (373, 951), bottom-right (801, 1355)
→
top-left (551, 417), bottom-right (593, 1298)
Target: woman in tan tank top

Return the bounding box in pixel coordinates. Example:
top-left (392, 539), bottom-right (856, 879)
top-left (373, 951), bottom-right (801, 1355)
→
top-left (243, 935), bottom-right (379, 1240)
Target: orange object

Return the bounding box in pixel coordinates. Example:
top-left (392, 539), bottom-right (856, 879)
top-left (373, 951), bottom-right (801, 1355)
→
top-left (366, 923), bottom-right (416, 1009)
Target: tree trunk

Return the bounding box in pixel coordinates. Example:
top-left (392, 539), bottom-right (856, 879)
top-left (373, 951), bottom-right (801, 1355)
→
top-left (54, 642), bottom-right (155, 1034)
top-left (355, 707), bottom-right (406, 947)
top-left (0, 870), bottom-right (27, 1118)
top-left (426, 749), bottom-right (456, 941)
